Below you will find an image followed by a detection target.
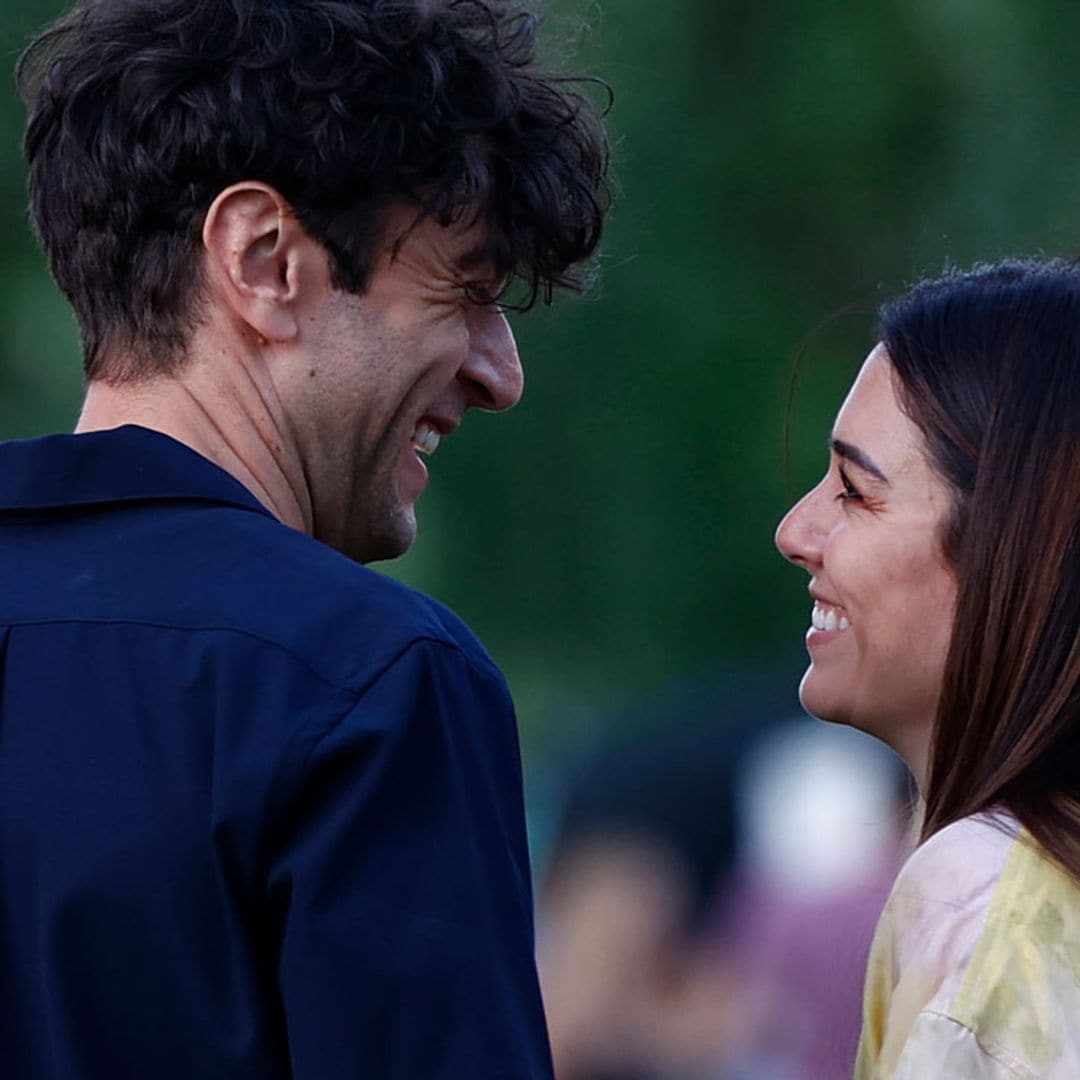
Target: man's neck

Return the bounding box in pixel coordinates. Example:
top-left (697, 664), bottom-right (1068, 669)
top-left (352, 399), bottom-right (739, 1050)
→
top-left (76, 347), bottom-right (313, 536)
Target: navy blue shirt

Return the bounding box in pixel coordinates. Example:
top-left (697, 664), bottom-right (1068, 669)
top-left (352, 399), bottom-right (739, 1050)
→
top-left (0, 426), bottom-right (553, 1079)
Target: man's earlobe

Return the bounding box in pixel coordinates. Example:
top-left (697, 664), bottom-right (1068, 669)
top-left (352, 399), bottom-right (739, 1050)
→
top-left (202, 182), bottom-right (304, 344)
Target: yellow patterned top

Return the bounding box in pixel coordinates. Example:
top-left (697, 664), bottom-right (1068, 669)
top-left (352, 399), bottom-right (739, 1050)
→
top-left (854, 812), bottom-right (1080, 1079)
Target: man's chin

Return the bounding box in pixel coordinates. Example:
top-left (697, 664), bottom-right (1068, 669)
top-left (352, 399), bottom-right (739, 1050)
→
top-left (351, 508), bottom-right (417, 565)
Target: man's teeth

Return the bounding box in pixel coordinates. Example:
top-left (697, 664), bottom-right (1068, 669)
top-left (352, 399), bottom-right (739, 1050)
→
top-left (812, 602), bottom-right (850, 632)
top-left (411, 422), bottom-right (441, 456)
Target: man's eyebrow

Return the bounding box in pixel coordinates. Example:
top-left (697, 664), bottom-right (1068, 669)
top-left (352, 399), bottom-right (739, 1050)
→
top-left (831, 437), bottom-right (890, 484)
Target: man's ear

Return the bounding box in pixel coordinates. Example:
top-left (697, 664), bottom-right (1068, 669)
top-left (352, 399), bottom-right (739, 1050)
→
top-left (201, 182), bottom-right (320, 344)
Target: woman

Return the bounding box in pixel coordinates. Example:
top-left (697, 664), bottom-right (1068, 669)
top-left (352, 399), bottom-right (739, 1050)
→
top-left (775, 258), bottom-right (1080, 1079)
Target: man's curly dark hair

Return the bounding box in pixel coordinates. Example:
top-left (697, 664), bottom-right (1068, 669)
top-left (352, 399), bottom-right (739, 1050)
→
top-left (17, 0), bottom-right (612, 381)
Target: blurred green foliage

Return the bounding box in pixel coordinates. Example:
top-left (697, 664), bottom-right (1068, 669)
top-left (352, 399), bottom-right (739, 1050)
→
top-left (4, 0), bottom-right (1080, 749)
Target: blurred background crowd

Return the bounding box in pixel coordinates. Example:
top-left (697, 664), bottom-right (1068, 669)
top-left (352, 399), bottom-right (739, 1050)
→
top-left (5, 1), bottom-right (1080, 1076)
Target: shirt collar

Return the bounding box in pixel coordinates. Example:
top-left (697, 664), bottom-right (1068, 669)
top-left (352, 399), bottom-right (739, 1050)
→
top-left (0, 424), bottom-right (275, 518)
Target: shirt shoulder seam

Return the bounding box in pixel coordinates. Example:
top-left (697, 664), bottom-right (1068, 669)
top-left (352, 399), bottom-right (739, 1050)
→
top-left (265, 635), bottom-right (509, 838)
top-left (918, 1008), bottom-right (1035, 1078)
top-left (1, 615), bottom-right (482, 697)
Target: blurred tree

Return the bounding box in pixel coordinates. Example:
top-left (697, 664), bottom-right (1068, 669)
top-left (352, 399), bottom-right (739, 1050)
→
top-left (4, 0), bottom-right (1080, 747)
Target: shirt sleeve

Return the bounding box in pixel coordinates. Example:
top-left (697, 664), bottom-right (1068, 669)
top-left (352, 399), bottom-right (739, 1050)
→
top-left (270, 638), bottom-right (553, 1079)
top-left (858, 928), bottom-right (1031, 1080)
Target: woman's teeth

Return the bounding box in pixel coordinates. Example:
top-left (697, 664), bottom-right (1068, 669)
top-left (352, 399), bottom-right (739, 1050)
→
top-left (411, 422), bottom-right (441, 456)
top-left (812, 602), bottom-right (850, 632)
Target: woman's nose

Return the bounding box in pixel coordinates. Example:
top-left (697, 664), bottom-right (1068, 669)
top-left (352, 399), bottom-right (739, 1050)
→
top-left (775, 488), bottom-right (824, 570)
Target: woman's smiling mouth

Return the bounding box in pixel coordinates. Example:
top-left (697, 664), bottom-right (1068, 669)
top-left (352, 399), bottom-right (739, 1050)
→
top-left (811, 601), bottom-right (851, 633)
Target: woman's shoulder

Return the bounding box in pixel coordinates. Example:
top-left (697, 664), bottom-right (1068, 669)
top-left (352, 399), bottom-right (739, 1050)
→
top-left (870, 811), bottom-right (1080, 1077)
top-left (854, 814), bottom-right (1015, 1077)
top-left (893, 811), bottom-right (1018, 905)
top-left (867, 812), bottom-right (1017, 1008)
top-left (932, 816), bottom-right (1080, 1076)
top-left (885, 812), bottom-right (1017, 946)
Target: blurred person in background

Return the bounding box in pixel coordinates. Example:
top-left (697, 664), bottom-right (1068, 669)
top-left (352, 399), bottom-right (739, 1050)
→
top-left (727, 718), bottom-right (908, 1079)
top-left (776, 259), bottom-right (1080, 1077)
top-left (538, 707), bottom-right (757, 1080)
top-left (0, 1), bottom-right (609, 1076)
top-left (537, 676), bottom-right (905, 1080)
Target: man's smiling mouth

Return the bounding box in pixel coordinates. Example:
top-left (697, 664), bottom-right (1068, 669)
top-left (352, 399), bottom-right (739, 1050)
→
top-left (411, 421), bottom-right (441, 456)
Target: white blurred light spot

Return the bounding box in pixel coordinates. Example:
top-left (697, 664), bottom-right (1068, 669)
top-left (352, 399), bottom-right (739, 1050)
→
top-left (742, 719), bottom-right (902, 898)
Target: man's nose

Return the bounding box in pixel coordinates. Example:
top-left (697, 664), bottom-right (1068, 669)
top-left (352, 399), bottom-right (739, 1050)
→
top-left (460, 307), bottom-right (524, 412)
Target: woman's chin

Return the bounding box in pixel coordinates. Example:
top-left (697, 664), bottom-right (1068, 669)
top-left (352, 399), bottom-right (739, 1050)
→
top-left (797, 670), bottom-right (856, 728)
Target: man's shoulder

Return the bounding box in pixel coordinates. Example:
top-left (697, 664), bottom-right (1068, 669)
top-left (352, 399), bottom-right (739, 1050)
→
top-left (166, 504), bottom-right (497, 691)
top-left (0, 490), bottom-right (496, 696)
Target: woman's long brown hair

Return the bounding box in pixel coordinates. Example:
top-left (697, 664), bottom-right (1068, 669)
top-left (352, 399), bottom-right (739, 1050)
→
top-left (880, 259), bottom-right (1080, 878)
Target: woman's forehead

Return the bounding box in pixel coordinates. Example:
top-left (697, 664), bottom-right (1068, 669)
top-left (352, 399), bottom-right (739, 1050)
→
top-left (834, 346), bottom-right (937, 485)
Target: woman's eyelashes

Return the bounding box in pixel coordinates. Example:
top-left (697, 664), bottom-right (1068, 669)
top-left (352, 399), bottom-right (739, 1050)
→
top-left (836, 465), bottom-right (863, 503)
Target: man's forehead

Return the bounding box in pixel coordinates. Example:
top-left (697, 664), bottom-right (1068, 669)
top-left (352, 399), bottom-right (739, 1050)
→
top-left (383, 205), bottom-right (499, 276)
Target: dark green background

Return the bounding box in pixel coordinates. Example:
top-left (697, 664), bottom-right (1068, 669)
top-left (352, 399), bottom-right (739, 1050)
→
top-left (4, 1), bottom-right (1080, 757)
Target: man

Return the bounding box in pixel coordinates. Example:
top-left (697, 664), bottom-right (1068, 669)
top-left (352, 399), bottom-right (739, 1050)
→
top-left (0, 1), bottom-right (610, 1076)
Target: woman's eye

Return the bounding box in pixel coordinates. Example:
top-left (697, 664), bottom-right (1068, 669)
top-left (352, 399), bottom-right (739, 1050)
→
top-left (835, 466), bottom-right (863, 503)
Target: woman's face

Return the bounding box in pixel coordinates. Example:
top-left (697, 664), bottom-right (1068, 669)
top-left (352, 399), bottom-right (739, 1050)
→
top-left (774, 345), bottom-right (957, 778)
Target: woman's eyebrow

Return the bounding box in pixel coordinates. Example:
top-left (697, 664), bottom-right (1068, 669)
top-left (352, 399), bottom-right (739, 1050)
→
top-left (831, 437), bottom-right (890, 484)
